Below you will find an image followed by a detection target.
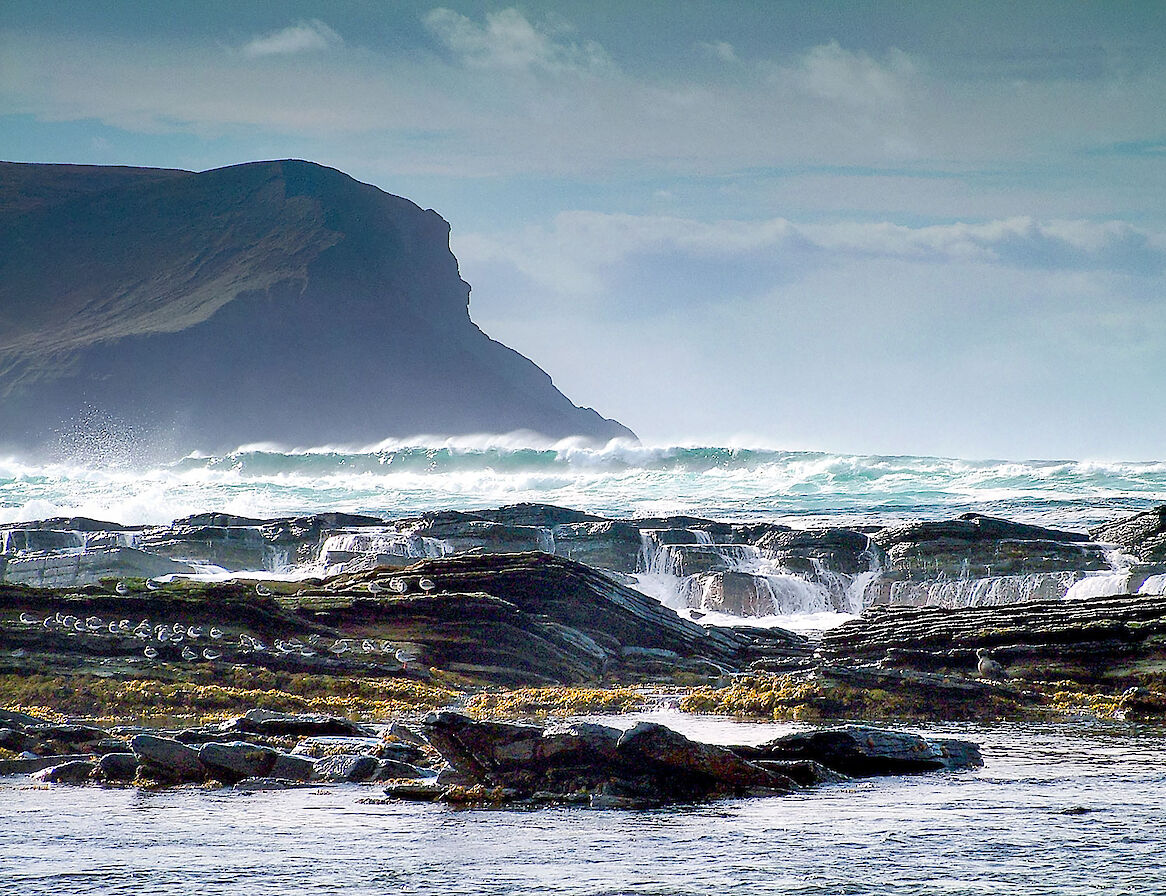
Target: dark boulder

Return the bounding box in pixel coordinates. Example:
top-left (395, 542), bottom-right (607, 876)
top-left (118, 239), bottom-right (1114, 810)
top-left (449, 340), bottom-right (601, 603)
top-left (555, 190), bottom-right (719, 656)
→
top-left (222, 709), bottom-right (375, 738)
top-left (313, 753), bottom-right (379, 783)
top-left (269, 752), bottom-right (316, 782)
top-left (130, 734), bottom-right (206, 782)
top-left (97, 752), bottom-right (140, 782)
top-left (419, 711), bottom-right (794, 806)
top-left (733, 726), bottom-right (983, 777)
top-left (34, 759), bottom-right (96, 784)
top-left (198, 741), bottom-right (278, 782)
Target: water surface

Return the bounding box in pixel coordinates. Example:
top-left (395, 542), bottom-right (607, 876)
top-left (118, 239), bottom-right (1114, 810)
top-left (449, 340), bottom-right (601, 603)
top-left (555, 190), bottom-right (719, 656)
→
top-left (3, 713), bottom-right (1164, 896)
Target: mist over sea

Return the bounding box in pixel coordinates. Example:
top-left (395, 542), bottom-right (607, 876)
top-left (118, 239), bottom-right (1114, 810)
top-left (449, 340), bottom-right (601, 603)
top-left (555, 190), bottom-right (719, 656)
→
top-left (2, 438), bottom-right (1165, 530)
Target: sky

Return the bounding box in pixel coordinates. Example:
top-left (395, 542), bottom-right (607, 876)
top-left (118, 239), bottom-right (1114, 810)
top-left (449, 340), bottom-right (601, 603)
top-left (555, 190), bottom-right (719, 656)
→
top-left (3, 1), bottom-right (1165, 461)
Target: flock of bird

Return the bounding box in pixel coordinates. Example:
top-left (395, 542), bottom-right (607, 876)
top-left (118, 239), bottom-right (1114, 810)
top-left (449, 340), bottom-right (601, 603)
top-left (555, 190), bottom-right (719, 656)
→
top-left (17, 610), bottom-right (419, 667)
top-left (9, 574), bottom-right (438, 667)
top-left (23, 611), bottom-right (230, 662)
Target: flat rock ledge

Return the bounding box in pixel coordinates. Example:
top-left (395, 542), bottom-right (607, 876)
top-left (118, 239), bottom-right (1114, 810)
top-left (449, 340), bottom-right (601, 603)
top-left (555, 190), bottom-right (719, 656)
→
top-left (381, 711), bottom-right (982, 809)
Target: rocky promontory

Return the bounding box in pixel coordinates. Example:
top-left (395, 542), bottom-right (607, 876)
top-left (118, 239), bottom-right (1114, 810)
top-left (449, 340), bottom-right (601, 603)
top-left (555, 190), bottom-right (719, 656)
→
top-left (0, 160), bottom-right (632, 455)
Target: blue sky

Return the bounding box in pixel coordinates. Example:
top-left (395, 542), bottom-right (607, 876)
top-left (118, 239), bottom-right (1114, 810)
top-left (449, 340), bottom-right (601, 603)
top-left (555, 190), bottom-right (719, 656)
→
top-left (3, 2), bottom-right (1165, 459)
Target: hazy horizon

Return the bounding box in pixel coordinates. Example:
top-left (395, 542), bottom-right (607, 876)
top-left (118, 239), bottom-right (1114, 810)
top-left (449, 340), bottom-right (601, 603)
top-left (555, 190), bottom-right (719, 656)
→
top-left (3, 1), bottom-right (1165, 461)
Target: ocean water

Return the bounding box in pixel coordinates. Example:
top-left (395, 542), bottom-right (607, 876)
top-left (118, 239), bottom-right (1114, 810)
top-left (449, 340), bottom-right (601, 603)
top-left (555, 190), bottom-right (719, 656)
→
top-left (4, 449), bottom-right (1166, 893)
top-left (2, 711), bottom-right (1165, 896)
top-left (2, 440), bottom-right (1165, 530)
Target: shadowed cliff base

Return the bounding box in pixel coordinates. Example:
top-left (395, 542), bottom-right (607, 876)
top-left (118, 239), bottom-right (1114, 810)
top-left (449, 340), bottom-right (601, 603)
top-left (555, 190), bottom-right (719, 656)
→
top-left (0, 159), bottom-right (634, 458)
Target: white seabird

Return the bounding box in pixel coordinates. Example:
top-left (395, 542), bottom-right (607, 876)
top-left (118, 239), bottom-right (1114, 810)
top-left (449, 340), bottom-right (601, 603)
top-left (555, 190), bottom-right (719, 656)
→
top-left (976, 648), bottom-right (1008, 680)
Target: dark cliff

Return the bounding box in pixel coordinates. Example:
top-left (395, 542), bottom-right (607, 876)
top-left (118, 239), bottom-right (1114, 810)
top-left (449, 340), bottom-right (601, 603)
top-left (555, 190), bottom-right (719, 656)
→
top-left (0, 159), bottom-right (634, 456)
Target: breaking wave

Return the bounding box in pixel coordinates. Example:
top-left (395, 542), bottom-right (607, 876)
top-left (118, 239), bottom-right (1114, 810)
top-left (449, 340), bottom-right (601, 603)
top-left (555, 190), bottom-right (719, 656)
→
top-left (2, 439), bottom-right (1165, 528)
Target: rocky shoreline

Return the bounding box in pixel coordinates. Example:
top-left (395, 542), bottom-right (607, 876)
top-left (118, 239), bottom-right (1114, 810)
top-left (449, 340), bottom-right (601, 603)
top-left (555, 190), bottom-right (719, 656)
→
top-left (4, 502), bottom-right (1166, 806)
top-left (2, 704), bottom-right (981, 809)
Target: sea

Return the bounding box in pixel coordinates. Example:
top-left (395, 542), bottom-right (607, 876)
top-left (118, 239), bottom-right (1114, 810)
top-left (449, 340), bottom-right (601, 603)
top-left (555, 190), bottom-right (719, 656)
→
top-left (3, 441), bottom-right (1166, 894)
top-left (2, 711), bottom-right (1165, 896)
top-left (2, 439), bottom-right (1165, 531)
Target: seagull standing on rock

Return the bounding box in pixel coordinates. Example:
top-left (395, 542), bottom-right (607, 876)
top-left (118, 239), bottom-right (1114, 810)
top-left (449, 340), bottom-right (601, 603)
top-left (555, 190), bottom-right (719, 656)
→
top-left (976, 648), bottom-right (1008, 680)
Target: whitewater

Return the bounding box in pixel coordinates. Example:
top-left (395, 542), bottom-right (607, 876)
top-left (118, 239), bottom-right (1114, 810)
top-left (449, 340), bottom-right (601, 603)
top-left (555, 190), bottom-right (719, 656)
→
top-left (3, 439), bottom-right (1165, 531)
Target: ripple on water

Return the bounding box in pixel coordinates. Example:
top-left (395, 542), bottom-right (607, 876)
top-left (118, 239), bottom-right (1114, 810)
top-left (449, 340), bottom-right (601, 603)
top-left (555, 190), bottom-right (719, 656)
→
top-left (2, 717), bottom-right (1166, 896)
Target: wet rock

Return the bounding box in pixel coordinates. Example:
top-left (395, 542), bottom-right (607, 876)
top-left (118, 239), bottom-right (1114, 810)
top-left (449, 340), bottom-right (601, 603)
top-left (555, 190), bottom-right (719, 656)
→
top-left (25, 723), bottom-right (108, 748)
top-left (3, 547), bottom-right (196, 588)
top-left (871, 513), bottom-right (1106, 585)
top-left (616, 721), bottom-right (795, 796)
top-left (752, 759), bottom-right (847, 787)
top-left (224, 709), bottom-right (375, 738)
top-left (0, 727), bottom-right (35, 752)
top-left (313, 753), bottom-right (380, 783)
top-left (755, 527), bottom-right (874, 576)
top-left (818, 592), bottom-right (1166, 687)
top-left (551, 521), bottom-right (643, 572)
top-left (419, 711), bottom-right (794, 806)
top-left (0, 753), bottom-right (91, 775)
top-left (1091, 505), bottom-right (1166, 563)
top-left (198, 741), bottom-right (278, 782)
top-left (234, 777), bottom-right (307, 792)
top-left (269, 752), bottom-right (316, 782)
top-left (97, 752), bottom-right (139, 782)
top-left (734, 726), bottom-right (983, 777)
top-left (34, 759), bottom-right (96, 784)
top-left (378, 742), bottom-right (426, 764)
top-left (383, 780), bottom-right (446, 801)
top-left (0, 708), bottom-right (50, 728)
top-left (137, 524), bottom-right (275, 571)
top-left (373, 758), bottom-right (430, 780)
top-left (357, 553), bottom-right (755, 677)
top-left (130, 734), bottom-right (206, 782)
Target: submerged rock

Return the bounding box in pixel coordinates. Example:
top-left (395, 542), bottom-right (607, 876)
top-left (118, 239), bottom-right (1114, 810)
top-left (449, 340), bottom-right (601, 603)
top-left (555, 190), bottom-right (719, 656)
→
top-left (224, 709), bottom-right (375, 739)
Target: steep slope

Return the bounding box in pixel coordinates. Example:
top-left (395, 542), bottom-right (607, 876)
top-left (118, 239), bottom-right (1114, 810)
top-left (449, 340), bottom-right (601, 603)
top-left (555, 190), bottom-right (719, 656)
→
top-left (0, 160), bottom-right (634, 457)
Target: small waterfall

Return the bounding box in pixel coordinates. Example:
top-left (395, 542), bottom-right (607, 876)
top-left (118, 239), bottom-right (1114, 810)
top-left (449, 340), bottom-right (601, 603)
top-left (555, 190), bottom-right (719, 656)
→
top-left (876, 571), bottom-right (1082, 609)
top-left (638, 530), bottom-right (759, 576)
top-left (266, 546), bottom-right (291, 574)
top-left (1138, 574), bottom-right (1166, 595)
top-left (1064, 571), bottom-right (1134, 601)
top-left (1, 529), bottom-right (86, 555)
top-left (316, 529), bottom-right (453, 568)
top-left (636, 528), bottom-right (856, 623)
top-left (537, 527), bottom-right (555, 554)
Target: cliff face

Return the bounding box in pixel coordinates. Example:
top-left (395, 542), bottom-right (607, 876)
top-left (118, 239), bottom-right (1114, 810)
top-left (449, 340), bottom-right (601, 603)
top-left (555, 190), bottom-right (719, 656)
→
top-left (0, 160), bottom-right (634, 456)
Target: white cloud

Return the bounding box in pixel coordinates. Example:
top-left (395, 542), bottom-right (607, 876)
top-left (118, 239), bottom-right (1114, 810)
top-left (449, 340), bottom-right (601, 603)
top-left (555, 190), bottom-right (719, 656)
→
top-left (241, 20), bottom-right (342, 58)
top-left (787, 40), bottom-right (916, 109)
top-left (459, 213), bottom-right (1166, 303)
top-left (422, 7), bottom-right (613, 75)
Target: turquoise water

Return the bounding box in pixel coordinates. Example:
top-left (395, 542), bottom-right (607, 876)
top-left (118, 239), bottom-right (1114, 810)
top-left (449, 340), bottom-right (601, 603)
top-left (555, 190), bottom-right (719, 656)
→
top-left (2, 442), bottom-right (1164, 528)
top-left (2, 713), bottom-right (1165, 896)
